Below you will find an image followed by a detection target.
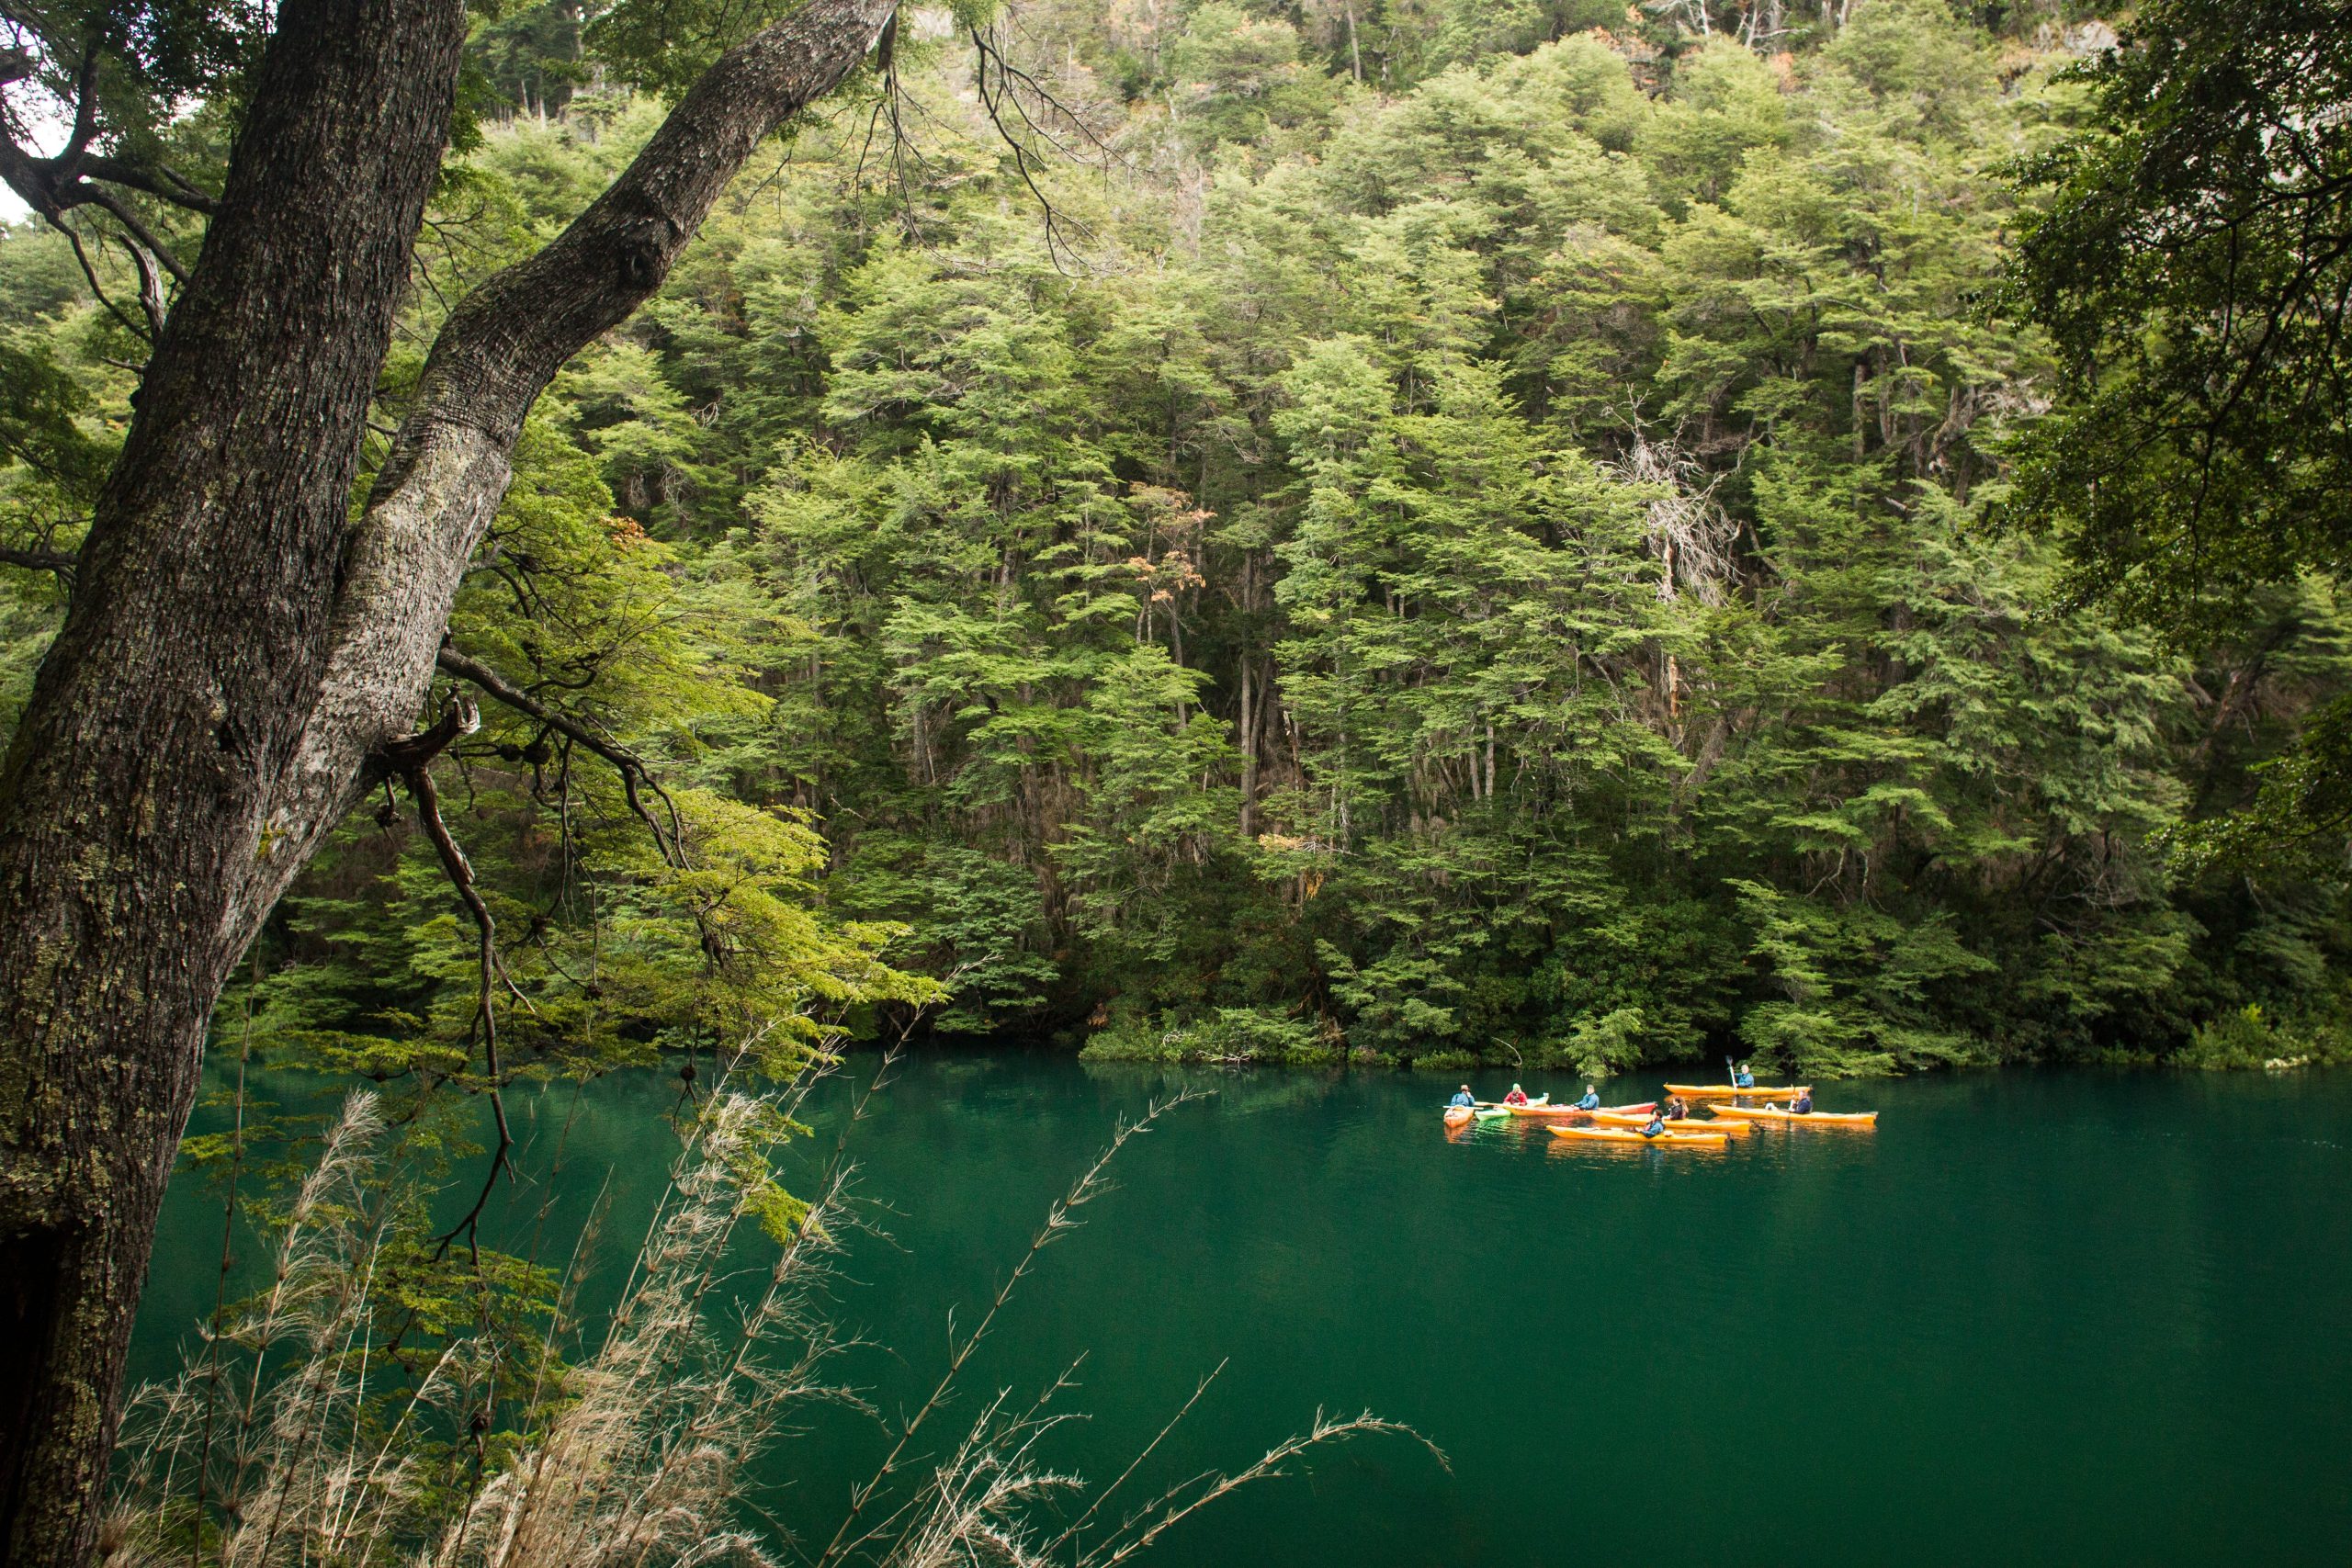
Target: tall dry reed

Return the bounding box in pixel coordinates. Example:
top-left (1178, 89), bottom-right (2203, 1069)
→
top-left (106, 1069), bottom-right (1440, 1568)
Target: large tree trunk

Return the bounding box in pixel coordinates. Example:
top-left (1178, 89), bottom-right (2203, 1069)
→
top-left (0, 3), bottom-right (469, 1557)
top-left (0, 3), bottom-right (898, 1562)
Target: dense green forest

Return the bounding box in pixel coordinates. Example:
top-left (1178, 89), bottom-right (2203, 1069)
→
top-left (5, 0), bottom-right (2346, 1083)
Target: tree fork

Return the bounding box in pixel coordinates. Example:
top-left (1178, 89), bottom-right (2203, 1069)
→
top-left (0, 0), bottom-right (469, 1556)
top-left (0, 2), bottom-right (900, 1561)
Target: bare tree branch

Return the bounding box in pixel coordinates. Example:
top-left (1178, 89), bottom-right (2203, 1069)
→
top-left (84, 186), bottom-right (191, 287)
top-left (52, 218), bottom-right (151, 344)
top-left (252, 0), bottom-right (902, 926)
top-left (76, 153), bottom-right (220, 214)
top-left (373, 696), bottom-right (522, 1255)
top-left (435, 642), bottom-right (688, 867)
top-left (0, 546), bottom-right (78, 585)
top-left (111, 235), bottom-right (167, 338)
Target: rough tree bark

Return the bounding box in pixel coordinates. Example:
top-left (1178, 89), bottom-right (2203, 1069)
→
top-left (0, 2), bottom-right (899, 1562)
top-left (0, 3), bottom-right (470, 1554)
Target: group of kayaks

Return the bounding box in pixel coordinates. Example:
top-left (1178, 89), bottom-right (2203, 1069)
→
top-left (1442, 1082), bottom-right (1878, 1147)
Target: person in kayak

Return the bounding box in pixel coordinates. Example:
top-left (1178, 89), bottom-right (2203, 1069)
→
top-left (1641, 1109), bottom-right (1668, 1138)
top-left (1502, 1083), bottom-right (1531, 1107)
top-left (1789, 1089), bottom-right (1815, 1115)
top-left (1448, 1086), bottom-right (1476, 1109)
top-left (1575, 1084), bottom-right (1601, 1111)
top-left (1662, 1092), bottom-right (1692, 1122)
top-left (1733, 1063), bottom-right (1756, 1089)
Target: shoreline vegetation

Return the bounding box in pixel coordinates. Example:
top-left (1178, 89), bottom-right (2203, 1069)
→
top-left (1072, 1002), bottom-right (2352, 1072)
top-left (11, 1), bottom-right (2352, 1108)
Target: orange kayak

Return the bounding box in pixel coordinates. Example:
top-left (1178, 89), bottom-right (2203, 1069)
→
top-left (1589, 1111), bottom-right (1750, 1136)
top-left (1442, 1106), bottom-right (1475, 1127)
top-left (1708, 1103), bottom-right (1877, 1126)
top-left (1511, 1100), bottom-right (1656, 1119)
top-left (1663, 1083), bottom-right (1810, 1100)
top-left (1549, 1125), bottom-right (1727, 1148)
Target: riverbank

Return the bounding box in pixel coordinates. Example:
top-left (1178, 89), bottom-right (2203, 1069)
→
top-left (1072, 999), bottom-right (2352, 1076)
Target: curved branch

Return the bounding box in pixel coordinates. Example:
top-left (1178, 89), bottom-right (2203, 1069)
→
top-left (435, 643), bottom-right (686, 865)
top-left (251, 0), bottom-right (899, 926)
top-left (403, 761), bottom-right (517, 1256)
top-left (54, 220), bottom-right (150, 344)
top-left (372, 695), bottom-right (522, 1255)
top-left (76, 154), bottom-right (220, 215)
top-left (84, 186), bottom-right (191, 287)
top-left (378, 0), bottom-right (902, 482)
top-left (379, 687), bottom-right (478, 772)
top-left (0, 546), bottom-right (78, 587)
top-left (111, 235), bottom-right (168, 339)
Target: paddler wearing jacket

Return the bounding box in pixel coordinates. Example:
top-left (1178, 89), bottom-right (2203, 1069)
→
top-left (1502, 1084), bottom-right (1531, 1106)
top-left (1662, 1093), bottom-right (1692, 1121)
top-left (1448, 1086), bottom-right (1476, 1108)
top-left (1789, 1089), bottom-right (1815, 1114)
top-left (1733, 1064), bottom-right (1756, 1089)
top-left (1640, 1110), bottom-right (1667, 1138)
top-left (1575, 1085), bottom-right (1601, 1111)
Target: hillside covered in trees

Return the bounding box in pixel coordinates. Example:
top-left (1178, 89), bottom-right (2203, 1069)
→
top-left (4, 0), bottom-right (2345, 1081)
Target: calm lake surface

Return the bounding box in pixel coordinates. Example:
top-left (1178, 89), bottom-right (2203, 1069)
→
top-left (135, 1055), bottom-right (2352, 1565)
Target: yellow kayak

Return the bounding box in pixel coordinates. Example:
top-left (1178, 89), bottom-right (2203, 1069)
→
top-left (1588, 1111), bottom-right (1751, 1136)
top-left (1549, 1124), bottom-right (1727, 1148)
top-left (1708, 1102), bottom-right (1877, 1126)
top-left (1663, 1083), bottom-right (1810, 1100)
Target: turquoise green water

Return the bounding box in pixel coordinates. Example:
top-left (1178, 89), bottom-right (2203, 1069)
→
top-left (135, 1055), bottom-right (2352, 1564)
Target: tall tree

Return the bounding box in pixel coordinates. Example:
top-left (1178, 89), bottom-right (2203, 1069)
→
top-left (0, 0), bottom-right (898, 1560)
top-left (2005, 0), bottom-right (2352, 854)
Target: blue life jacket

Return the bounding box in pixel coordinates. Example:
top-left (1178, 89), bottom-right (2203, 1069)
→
top-left (1642, 1117), bottom-right (1665, 1137)
top-left (1577, 1093), bottom-right (1600, 1111)
top-left (1791, 1095), bottom-right (1814, 1114)
top-left (1734, 1071), bottom-right (1755, 1089)
top-left (1449, 1091), bottom-right (1475, 1108)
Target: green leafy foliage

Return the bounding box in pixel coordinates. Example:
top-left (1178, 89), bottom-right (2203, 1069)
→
top-left (2003, 0), bottom-right (2352, 861)
top-left (6, 0), bottom-right (2347, 1092)
top-left (2005, 0), bottom-right (2352, 632)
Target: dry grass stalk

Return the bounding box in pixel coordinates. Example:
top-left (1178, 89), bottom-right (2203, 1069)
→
top-left (435, 1089), bottom-right (863, 1568)
top-left (104, 1090), bottom-right (466, 1568)
top-left (815, 1090), bottom-right (1207, 1568)
top-left (107, 1070), bottom-right (1442, 1568)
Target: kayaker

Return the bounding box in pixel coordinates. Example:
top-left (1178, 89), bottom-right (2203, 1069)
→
top-left (1448, 1086), bottom-right (1476, 1109)
top-left (1641, 1110), bottom-right (1668, 1138)
top-left (1733, 1063), bottom-right (1756, 1089)
top-left (1575, 1084), bottom-right (1601, 1111)
top-left (1502, 1083), bottom-right (1531, 1107)
top-left (1662, 1092), bottom-right (1692, 1122)
top-left (1789, 1089), bottom-right (1815, 1115)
